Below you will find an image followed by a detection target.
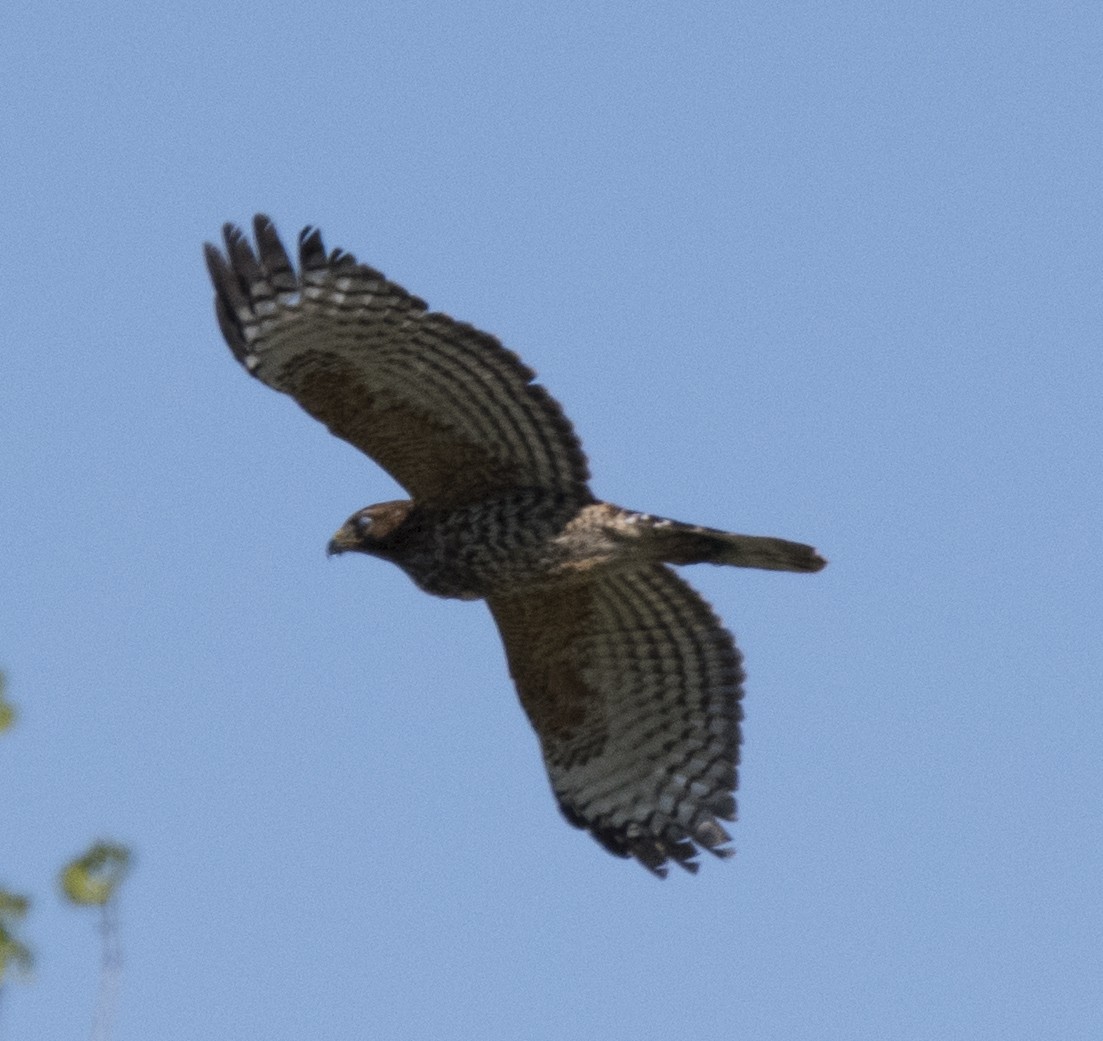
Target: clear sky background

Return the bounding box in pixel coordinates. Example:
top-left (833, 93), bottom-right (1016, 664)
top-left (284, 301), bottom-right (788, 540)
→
top-left (3, 2), bottom-right (1101, 1039)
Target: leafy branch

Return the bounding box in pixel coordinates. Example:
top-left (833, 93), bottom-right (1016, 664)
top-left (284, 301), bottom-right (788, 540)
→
top-left (1, 672), bottom-right (134, 1041)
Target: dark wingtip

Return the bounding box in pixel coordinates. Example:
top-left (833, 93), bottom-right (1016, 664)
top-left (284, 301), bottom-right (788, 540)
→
top-left (252, 215), bottom-right (296, 290)
top-left (299, 224), bottom-right (328, 273)
top-left (221, 220), bottom-right (246, 256)
top-left (206, 215), bottom-right (310, 360)
top-left (204, 234), bottom-right (252, 361)
top-left (202, 240), bottom-right (228, 284)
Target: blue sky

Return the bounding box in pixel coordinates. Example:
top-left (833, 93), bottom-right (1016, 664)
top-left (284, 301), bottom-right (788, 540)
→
top-left (3, 2), bottom-right (1101, 1038)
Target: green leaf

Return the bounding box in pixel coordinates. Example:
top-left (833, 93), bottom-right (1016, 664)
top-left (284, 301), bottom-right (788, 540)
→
top-left (60, 842), bottom-right (133, 907)
top-left (0, 671), bottom-right (14, 733)
top-left (0, 891), bottom-right (29, 920)
top-left (0, 925), bottom-right (34, 983)
top-left (0, 890), bottom-right (33, 983)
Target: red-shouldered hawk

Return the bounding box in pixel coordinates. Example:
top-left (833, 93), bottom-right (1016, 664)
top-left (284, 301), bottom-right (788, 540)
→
top-left (206, 215), bottom-right (825, 877)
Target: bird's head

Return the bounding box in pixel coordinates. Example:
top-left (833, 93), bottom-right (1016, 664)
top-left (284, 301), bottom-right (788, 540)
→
top-left (327, 500), bottom-right (414, 557)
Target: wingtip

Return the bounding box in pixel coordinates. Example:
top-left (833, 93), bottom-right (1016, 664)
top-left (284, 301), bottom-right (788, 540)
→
top-left (202, 240), bottom-right (226, 279)
top-left (204, 235), bottom-right (251, 349)
top-left (221, 220), bottom-right (244, 250)
top-left (251, 214), bottom-right (296, 289)
top-left (298, 224), bottom-right (328, 272)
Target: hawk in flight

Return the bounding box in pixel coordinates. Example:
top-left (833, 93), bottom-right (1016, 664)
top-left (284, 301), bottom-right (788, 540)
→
top-left (206, 216), bottom-right (825, 877)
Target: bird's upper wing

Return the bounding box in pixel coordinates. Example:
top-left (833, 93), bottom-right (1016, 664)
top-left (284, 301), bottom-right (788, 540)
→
top-left (487, 565), bottom-right (744, 877)
top-left (205, 216), bottom-right (591, 509)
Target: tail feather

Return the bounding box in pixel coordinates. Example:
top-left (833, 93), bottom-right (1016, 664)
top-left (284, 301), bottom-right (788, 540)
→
top-left (655, 522), bottom-right (827, 573)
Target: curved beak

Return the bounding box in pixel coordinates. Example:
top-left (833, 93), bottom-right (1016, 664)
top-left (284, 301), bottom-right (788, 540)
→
top-left (326, 522), bottom-right (358, 558)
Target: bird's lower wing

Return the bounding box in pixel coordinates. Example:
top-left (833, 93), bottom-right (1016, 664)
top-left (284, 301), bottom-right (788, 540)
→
top-left (488, 565), bottom-right (744, 877)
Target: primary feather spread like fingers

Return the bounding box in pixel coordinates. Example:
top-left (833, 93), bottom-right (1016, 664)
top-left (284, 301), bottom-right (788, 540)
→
top-left (205, 216), bottom-right (591, 509)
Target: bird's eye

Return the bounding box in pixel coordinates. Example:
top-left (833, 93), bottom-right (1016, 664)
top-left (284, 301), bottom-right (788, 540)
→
top-left (355, 514), bottom-right (373, 535)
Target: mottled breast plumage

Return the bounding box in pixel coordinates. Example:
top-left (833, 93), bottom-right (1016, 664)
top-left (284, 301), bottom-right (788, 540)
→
top-left (351, 489), bottom-right (592, 600)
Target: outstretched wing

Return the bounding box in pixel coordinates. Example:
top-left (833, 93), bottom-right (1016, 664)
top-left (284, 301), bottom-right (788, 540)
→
top-left (487, 565), bottom-right (744, 877)
top-left (205, 216), bottom-right (591, 509)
